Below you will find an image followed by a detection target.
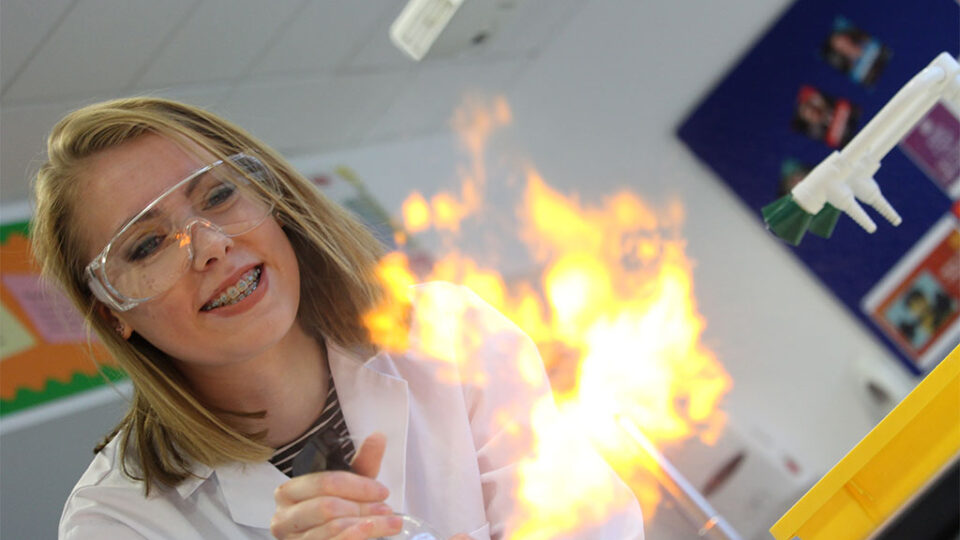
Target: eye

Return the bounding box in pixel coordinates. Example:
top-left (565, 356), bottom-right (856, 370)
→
top-left (203, 182), bottom-right (237, 209)
top-left (127, 234), bottom-right (166, 262)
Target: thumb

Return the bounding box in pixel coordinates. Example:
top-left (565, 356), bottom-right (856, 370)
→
top-left (351, 432), bottom-right (387, 478)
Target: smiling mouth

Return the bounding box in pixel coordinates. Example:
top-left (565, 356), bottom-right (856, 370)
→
top-left (201, 266), bottom-right (262, 312)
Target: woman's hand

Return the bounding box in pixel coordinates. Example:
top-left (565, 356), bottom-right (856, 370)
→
top-left (271, 433), bottom-right (403, 539)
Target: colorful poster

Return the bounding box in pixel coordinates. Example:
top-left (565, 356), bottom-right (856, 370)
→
top-left (677, 0), bottom-right (958, 373)
top-left (0, 302), bottom-right (35, 358)
top-left (0, 222), bottom-right (124, 417)
top-left (899, 103), bottom-right (960, 198)
top-left (307, 166), bottom-right (435, 276)
top-left (2, 273), bottom-right (90, 344)
top-left (862, 214), bottom-right (960, 370)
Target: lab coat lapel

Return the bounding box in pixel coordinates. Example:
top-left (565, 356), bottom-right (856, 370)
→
top-left (327, 342), bottom-right (409, 510)
top-left (215, 460), bottom-right (288, 529)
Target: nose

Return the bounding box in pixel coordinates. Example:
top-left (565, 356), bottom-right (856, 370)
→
top-left (187, 219), bottom-right (233, 271)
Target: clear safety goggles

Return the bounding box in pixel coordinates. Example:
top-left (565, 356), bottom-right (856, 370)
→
top-left (85, 153), bottom-right (278, 311)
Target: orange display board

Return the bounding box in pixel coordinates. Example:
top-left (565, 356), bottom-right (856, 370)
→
top-left (0, 222), bottom-right (123, 417)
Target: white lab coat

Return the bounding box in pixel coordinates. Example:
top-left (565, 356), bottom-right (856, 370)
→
top-left (59, 283), bottom-right (644, 539)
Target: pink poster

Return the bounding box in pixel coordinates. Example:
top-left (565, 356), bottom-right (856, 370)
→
top-left (1, 273), bottom-right (90, 344)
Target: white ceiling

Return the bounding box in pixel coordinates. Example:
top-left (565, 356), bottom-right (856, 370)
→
top-left (0, 0), bottom-right (584, 202)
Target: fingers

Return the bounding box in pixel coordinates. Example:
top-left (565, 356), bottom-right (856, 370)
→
top-left (277, 498), bottom-right (392, 529)
top-left (351, 432), bottom-right (386, 479)
top-left (272, 433), bottom-right (392, 539)
top-left (275, 471), bottom-right (389, 506)
top-left (327, 515), bottom-right (403, 540)
top-left (271, 498), bottom-right (395, 539)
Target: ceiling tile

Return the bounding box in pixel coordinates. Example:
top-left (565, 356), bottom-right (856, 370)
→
top-left (364, 58), bottom-right (527, 142)
top-left (483, 0), bottom-right (585, 57)
top-left (216, 70), bottom-right (409, 155)
top-left (303, 71), bottom-right (413, 147)
top-left (0, 86), bottom-right (230, 203)
top-left (341, 1), bottom-right (413, 71)
top-left (344, 0), bottom-right (581, 71)
top-left (133, 0), bottom-right (305, 89)
top-left (247, 1), bottom-right (397, 77)
top-left (0, 0), bottom-right (75, 93)
top-left (0, 100), bottom-right (88, 201)
top-left (136, 82), bottom-right (233, 110)
top-left (213, 75), bottom-right (333, 148)
top-left (2, 0), bottom-right (197, 103)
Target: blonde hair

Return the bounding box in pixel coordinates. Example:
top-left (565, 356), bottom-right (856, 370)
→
top-left (31, 97), bottom-right (384, 493)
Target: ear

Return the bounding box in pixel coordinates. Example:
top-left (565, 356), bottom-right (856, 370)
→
top-left (95, 303), bottom-right (133, 340)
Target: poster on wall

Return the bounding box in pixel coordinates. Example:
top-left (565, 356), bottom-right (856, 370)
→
top-left (677, 0), bottom-right (959, 373)
top-left (306, 165), bottom-right (435, 276)
top-left (862, 212), bottom-right (960, 370)
top-left (900, 103), bottom-right (960, 199)
top-left (0, 222), bottom-right (124, 419)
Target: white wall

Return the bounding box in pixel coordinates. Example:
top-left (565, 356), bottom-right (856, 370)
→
top-left (0, 1), bottom-right (918, 538)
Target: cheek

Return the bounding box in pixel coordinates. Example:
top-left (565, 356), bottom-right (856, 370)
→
top-left (268, 226), bottom-right (301, 290)
top-left (120, 293), bottom-right (198, 345)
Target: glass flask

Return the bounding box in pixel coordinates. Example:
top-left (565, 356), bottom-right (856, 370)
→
top-left (291, 433), bottom-right (447, 540)
top-left (377, 513), bottom-right (444, 540)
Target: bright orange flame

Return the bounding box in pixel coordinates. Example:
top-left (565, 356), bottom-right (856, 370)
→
top-left (401, 191), bottom-right (430, 233)
top-left (396, 95), bottom-right (513, 233)
top-left (430, 192), bottom-right (467, 232)
top-left (363, 252), bottom-right (417, 352)
top-left (364, 96), bottom-right (732, 536)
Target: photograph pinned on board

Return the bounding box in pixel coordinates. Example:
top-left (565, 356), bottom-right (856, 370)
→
top-left (899, 102), bottom-right (960, 199)
top-left (778, 158), bottom-right (812, 196)
top-left (863, 214), bottom-right (960, 371)
top-left (884, 272), bottom-right (956, 351)
top-left (791, 85), bottom-right (861, 148)
top-left (820, 16), bottom-right (892, 87)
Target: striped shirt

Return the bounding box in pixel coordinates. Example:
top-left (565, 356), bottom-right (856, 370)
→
top-left (269, 377), bottom-right (356, 477)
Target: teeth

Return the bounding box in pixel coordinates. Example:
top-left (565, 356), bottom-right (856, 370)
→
top-left (202, 267), bottom-right (261, 311)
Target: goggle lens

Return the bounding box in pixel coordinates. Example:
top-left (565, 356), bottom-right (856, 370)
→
top-left (92, 154), bottom-right (276, 306)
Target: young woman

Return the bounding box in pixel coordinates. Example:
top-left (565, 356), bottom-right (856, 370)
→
top-left (33, 98), bottom-right (644, 539)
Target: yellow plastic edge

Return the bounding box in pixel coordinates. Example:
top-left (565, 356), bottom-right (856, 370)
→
top-left (770, 344), bottom-right (960, 540)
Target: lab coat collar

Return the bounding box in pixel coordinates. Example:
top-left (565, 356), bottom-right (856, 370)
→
top-left (171, 342), bottom-right (409, 529)
top-left (173, 454), bottom-right (288, 530)
top-left (174, 462), bottom-right (211, 500)
top-left (215, 460), bottom-right (289, 528)
top-left (327, 341), bottom-right (410, 510)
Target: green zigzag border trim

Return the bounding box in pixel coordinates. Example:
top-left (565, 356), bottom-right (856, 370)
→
top-left (1, 220), bottom-right (31, 244)
top-left (1, 219), bottom-right (129, 417)
top-left (0, 367), bottom-right (127, 417)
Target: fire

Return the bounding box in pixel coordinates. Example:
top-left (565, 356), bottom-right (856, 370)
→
top-left (401, 192), bottom-right (431, 233)
top-left (399, 95), bottom-right (512, 233)
top-left (363, 96), bottom-right (732, 537)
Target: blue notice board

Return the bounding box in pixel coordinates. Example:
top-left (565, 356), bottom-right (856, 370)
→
top-left (677, 0), bottom-right (960, 374)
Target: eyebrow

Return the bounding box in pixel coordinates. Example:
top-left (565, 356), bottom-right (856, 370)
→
top-left (113, 208), bottom-right (159, 238)
top-left (182, 169), bottom-right (214, 200)
top-left (110, 168), bottom-right (216, 238)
